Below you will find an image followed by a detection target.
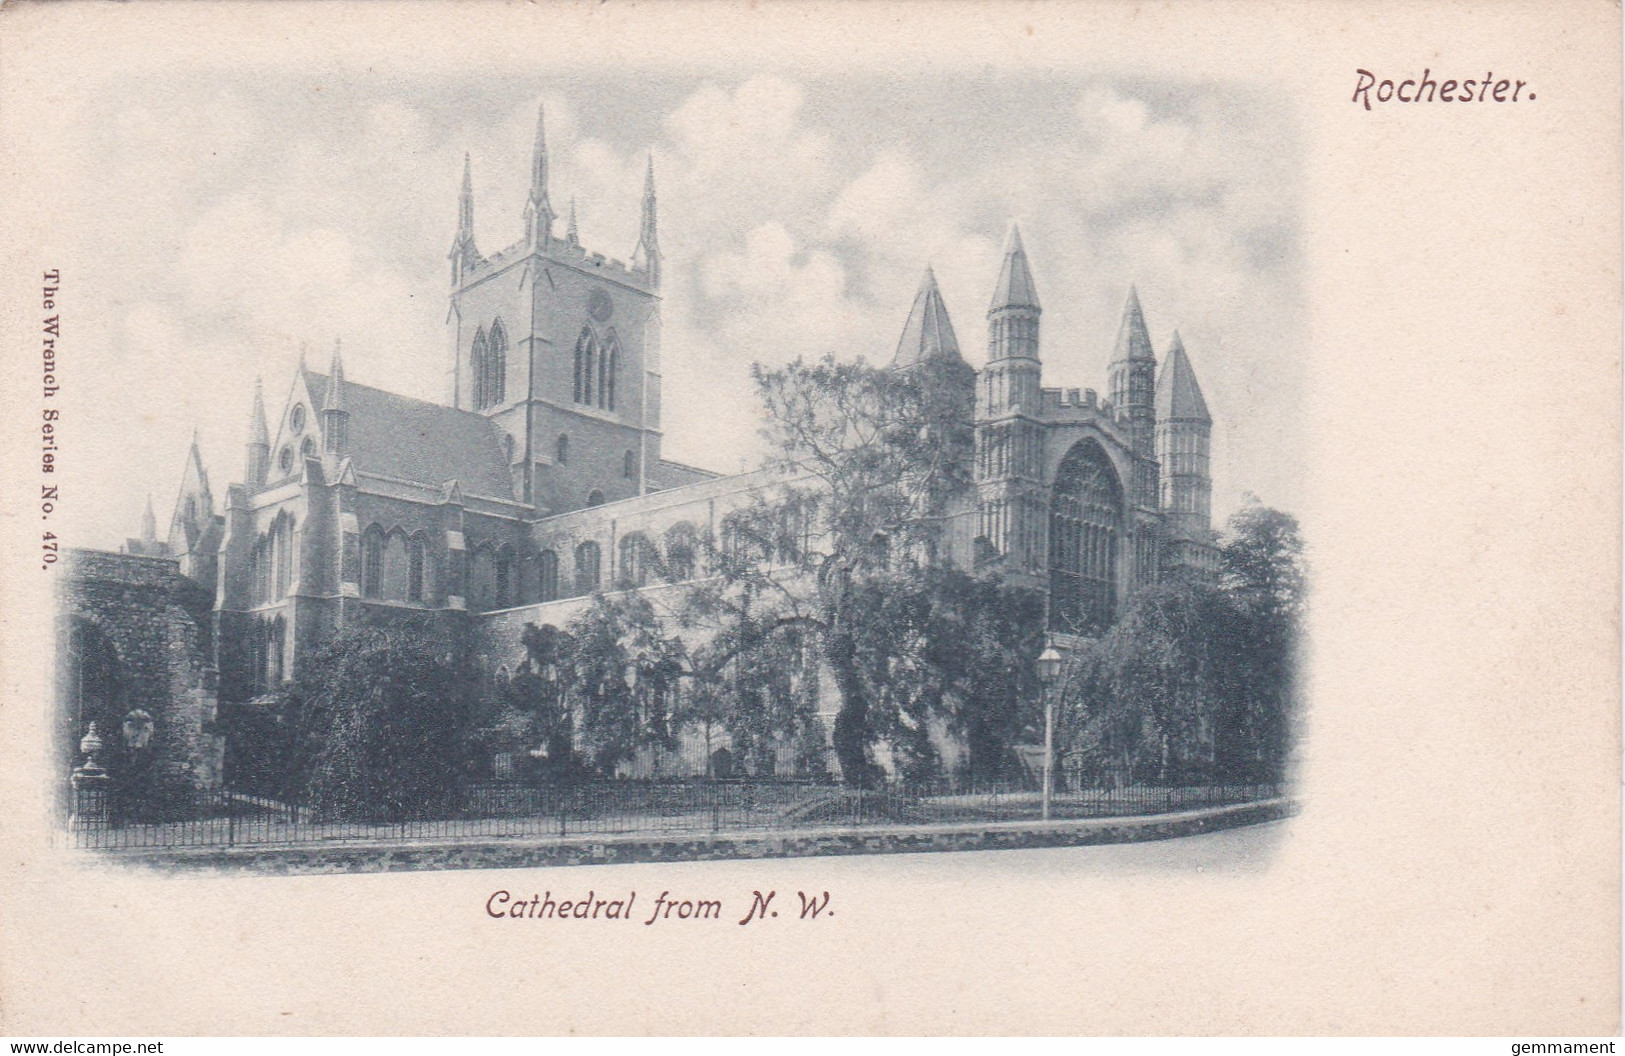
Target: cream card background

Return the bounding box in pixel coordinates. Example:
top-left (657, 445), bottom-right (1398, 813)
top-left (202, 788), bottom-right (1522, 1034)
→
top-left (0, 0), bottom-right (1618, 1036)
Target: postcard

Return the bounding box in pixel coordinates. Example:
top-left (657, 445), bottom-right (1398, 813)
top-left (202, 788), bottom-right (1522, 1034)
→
top-left (0, 0), bottom-right (1617, 1036)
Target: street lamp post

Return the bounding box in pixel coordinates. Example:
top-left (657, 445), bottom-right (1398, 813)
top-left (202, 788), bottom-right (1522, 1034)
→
top-left (1036, 645), bottom-right (1063, 822)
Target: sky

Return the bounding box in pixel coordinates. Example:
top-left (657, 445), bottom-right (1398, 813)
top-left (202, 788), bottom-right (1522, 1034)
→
top-left (53, 66), bottom-right (1303, 549)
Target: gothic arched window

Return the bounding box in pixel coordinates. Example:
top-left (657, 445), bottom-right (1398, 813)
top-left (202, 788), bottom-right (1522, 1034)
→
top-left (486, 319), bottom-right (508, 407)
top-left (556, 434), bottom-right (569, 465)
top-left (574, 541), bottom-right (601, 596)
top-left (664, 522), bottom-right (698, 581)
top-left (407, 533), bottom-right (427, 603)
top-left (362, 524), bottom-right (386, 599)
top-left (1048, 440), bottom-right (1124, 635)
top-left (573, 327), bottom-right (597, 406)
top-left (471, 327), bottom-right (490, 410)
top-left (586, 489), bottom-right (605, 508)
top-left (537, 549), bottom-right (560, 602)
top-left (618, 533), bottom-right (651, 589)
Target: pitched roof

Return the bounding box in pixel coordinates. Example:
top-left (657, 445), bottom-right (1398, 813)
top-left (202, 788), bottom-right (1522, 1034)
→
top-left (891, 267), bottom-right (964, 369)
top-left (1155, 332), bottom-right (1211, 424)
top-left (303, 370), bottom-right (514, 499)
top-left (1112, 286), bottom-right (1155, 363)
top-left (989, 224), bottom-right (1040, 312)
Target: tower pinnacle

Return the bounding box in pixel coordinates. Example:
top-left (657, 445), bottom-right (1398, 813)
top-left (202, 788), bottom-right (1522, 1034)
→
top-left (567, 197), bottom-right (580, 246)
top-left (322, 339), bottom-right (349, 455)
top-left (140, 494), bottom-right (157, 545)
top-left (632, 153), bottom-right (660, 287)
top-left (892, 266), bottom-right (964, 369)
top-left (451, 154), bottom-right (480, 281)
top-left (525, 104), bottom-right (556, 244)
top-left (244, 376), bottom-right (270, 487)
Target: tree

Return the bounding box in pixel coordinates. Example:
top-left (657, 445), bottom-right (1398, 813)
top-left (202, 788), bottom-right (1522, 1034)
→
top-left (560, 592), bottom-right (688, 776)
top-left (676, 353), bottom-right (980, 787)
top-left (289, 617), bottom-right (474, 822)
top-left (1217, 498), bottom-right (1306, 782)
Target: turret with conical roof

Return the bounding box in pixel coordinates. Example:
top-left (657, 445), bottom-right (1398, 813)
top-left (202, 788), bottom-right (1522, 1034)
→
top-left (524, 104), bottom-right (556, 246)
top-left (1155, 331), bottom-right (1213, 542)
top-left (322, 340), bottom-right (349, 456)
top-left (975, 225), bottom-right (1047, 576)
top-left (244, 377), bottom-right (270, 488)
top-left (891, 267), bottom-right (964, 370)
top-left (1109, 287), bottom-right (1158, 461)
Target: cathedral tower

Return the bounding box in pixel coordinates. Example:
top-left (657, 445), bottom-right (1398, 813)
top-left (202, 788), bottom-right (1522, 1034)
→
top-left (447, 103), bottom-right (664, 514)
top-left (975, 225), bottom-right (1047, 577)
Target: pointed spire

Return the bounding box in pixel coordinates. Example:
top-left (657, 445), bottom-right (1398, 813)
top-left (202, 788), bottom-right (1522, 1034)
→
top-left (140, 494), bottom-right (157, 545)
top-left (892, 266), bottom-right (964, 369)
top-left (567, 198), bottom-right (580, 246)
top-left (323, 339), bottom-right (347, 413)
top-left (248, 377), bottom-right (269, 447)
top-left (322, 339), bottom-right (349, 456)
top-left (1111, 286), bottom-right (1155, 363)
top-left (633, 153), bottom-right (660, 286)
top-left (989, 223), bottom-right (1040, 313)
top-left (525, 104), bottom-right (556, 243)
top-left (1155, 331), bottom-right (1211, 424)
top-left (458, 153), bottom-right (475, 239)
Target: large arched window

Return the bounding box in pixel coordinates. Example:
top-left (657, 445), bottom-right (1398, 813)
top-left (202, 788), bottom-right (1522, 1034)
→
top-left (573, 327), bottom-right (597, 406)
top-left (362, 524), bottom-right (386, 599)
top-left (664, 521), bottom-right (698, 581)
top-left (485, 318), bottom-right (508, 407)
top-left (381, 529), bottom-right (410, 601)
top-left (574, 541), bottom-right (601, 596)
top-left (537, 549), bottom-right (560, 602)
top-left (1048, 440), bottom-right (1124, 635)
top-left (271, 512), bottom-right (296, 600)
top-left (470, 327), bottom-right (490, 410)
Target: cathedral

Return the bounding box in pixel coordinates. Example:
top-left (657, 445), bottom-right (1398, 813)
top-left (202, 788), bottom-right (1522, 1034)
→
top-left (106, 103), bottom-right (1217, 784)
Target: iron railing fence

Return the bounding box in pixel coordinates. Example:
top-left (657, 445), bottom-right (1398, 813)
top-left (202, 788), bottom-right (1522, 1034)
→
top-left (62, 780), bottom-right (1284, 851)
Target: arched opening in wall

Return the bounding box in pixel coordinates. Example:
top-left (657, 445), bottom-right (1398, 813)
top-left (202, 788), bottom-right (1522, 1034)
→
top-left (471, 326), bottom-right (490, 409)
top-left (1049, 439), bottom-right (1124, 636)
top-left (618, 533), bottom-right (651, 589)
top-left (574, 541), bottom-right (601, 595)
top-left (300, 436), bottom-right (316, 461)
top-left (537, 549), bottom-right (560, 602)
top-left (486, 318), bottom-right (508, 407)
top-left (586, 489), bottom-right (605, 508)
top-left (57, 616), bottom-right (125, 787)
top-left (663, 522), bottom-right (697, 581)
top-left (361, 525), bottom-right (386, 599)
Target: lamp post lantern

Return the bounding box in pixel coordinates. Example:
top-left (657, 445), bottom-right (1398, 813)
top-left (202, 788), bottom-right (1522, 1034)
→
top-left (1036, 645), bottom-right (1064, 821)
